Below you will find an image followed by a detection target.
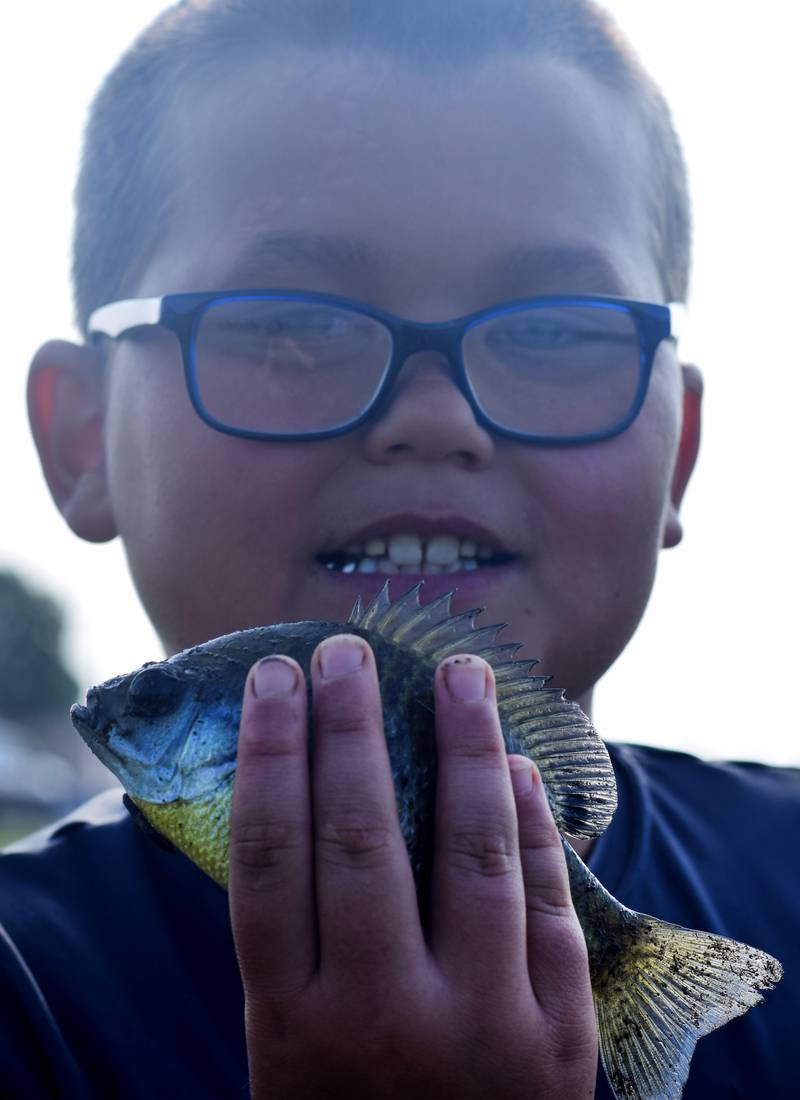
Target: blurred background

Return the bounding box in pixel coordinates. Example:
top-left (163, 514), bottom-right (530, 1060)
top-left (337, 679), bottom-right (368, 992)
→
top-left (1, 2), bottom-right (798, 844)
top-left (0, 571), bottom-right (112, 845)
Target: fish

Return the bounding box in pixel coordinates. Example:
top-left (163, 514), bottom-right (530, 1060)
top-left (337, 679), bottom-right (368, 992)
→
top-left (70, 582), bottom-right (782, 1100)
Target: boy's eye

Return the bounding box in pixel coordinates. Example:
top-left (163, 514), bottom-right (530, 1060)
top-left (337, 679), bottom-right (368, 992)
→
top-left (221, 307), bottom-right (348, 339)
top-left (487, 320), bottom-right (579, 350)
top-left (469, 307), bottom-right (639, 386)
top-left (484, 312), bottom-right (630, 352)
top-left (198, 301), bottom-right (384, 369)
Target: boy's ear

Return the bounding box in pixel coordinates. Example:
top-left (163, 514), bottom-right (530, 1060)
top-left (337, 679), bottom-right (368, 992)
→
top-left (27, 339), bottom-right (117, 543)
top-left (662, 363), bottom-right (703, 549)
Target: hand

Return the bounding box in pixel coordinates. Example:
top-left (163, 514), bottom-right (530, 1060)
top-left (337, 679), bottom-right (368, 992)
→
top-left (229, 634), bottom-right (598, 1099)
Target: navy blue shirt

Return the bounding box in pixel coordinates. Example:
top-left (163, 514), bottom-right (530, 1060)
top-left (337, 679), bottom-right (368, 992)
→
top-left (1, 743), bottom-right (798, 1099)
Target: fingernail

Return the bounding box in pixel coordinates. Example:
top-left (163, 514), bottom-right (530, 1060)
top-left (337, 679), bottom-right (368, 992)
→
top-left (508, 756), bottom-right (534, 796)
top-left (443, 655), bottom-right (487, 702)
top-left (318, 635), bottom-right (366, 679)
top-left (252, 656), bottom-right (297, 698)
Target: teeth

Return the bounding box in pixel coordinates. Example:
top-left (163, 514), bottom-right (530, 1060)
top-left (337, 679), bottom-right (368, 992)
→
top-left (426, 534), bottom-right (461, 566)
top-left (324, 532), bottom-right (505, 574)
top-left (388, 533), bottom-right (423, 566)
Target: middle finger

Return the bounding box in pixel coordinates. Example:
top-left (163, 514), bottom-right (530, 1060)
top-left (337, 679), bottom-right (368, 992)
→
top-left (311, 633), bottom-right (425, 985)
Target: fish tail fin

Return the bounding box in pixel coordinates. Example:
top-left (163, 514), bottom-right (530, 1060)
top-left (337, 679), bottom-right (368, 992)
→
top-left (594, 910), bottom-right (782, 1100)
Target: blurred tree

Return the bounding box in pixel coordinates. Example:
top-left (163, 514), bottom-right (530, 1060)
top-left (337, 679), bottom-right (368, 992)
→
top-left (0, 570), bottom-right (78, 719)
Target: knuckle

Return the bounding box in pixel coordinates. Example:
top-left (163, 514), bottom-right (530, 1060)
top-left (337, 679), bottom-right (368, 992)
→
top-left (521, 850), bottom-right (575, 917)
top-left (441, 717), bottom-right (505, 760)
top-left (519, 827), bottom-right (563, 866)
top-left (240, 707), bottom-right (305, 759)
top-left (554, 920), bottom-right (591, 968)
top-left (519, 816), bottom-right (561, 853)
top-left (230, 818), bottom-right (305, 873)
top-left (318, 705), bottom-right (377, 740)
top-left (455, 739), bottom-right (506, 764)
top-left (524, 882), bottom-right (576, 918)
top-left (531, 908), bottom-right (589, 968)
top-left (447, 823), bottom-right (517, 878)
top-left (544, 1007), bottom-right (598, 1071)
top-left (317, 807), bottom-right (393, 868)
top-left (241, 726), bottom-right (303, 761)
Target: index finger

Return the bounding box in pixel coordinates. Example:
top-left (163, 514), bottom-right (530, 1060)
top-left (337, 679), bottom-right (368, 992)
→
top-left (229, 655), bottom-right (316, 998)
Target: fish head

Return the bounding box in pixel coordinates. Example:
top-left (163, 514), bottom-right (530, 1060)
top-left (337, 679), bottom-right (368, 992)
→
top-left (69, 620), bottom-right (350, 808)
top-left (70, 653), bottom-right (242, 805)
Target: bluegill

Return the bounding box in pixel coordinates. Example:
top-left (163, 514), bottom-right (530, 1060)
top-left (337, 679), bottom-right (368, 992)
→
top-left (71, 583), bottom-right (781, 1100)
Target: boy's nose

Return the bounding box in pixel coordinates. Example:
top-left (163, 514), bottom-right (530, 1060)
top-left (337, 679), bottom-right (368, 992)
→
top-left (360, 351), bottom-right (494, 470)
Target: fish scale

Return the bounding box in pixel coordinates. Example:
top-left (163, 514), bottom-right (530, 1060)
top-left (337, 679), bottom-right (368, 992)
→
top-left (71, 580), bottom-right (782, 1100)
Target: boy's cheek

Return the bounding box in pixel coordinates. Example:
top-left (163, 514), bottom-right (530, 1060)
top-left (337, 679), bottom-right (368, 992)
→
top-left (520, 383), bottom-right (681, 696)
top-left (103, 357), bottom-right (334, 646)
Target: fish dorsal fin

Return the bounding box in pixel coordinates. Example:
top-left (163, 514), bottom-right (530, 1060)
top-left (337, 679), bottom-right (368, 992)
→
top-left (349, 582), bottom-right (617, 839)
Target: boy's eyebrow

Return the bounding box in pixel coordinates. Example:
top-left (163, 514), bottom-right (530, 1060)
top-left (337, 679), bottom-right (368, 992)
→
top-left (221, 231), bottom-right (381, 284)
top-left (221, 230), bottom-right (626, 295)
top-left (499, 243), bottom-right (627, 294)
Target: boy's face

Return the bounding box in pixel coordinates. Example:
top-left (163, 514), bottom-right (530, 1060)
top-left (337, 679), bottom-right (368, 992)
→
top-left (33, 53), bottom-right (699, 710)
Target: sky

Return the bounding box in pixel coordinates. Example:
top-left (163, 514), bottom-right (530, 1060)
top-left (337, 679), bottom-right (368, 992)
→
top-left (0, 2), bottom-right (798, 766)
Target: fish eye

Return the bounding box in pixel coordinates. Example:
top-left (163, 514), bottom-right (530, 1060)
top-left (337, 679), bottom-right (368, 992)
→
top-left (127, 665), bottom-right (185, 717)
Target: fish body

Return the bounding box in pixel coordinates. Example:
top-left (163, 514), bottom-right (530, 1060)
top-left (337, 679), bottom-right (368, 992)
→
top-left (71, 583), bottom-right (781, 1100)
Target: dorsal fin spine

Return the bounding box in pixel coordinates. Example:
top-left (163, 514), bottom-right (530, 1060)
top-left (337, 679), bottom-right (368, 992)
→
top-left (349, 581), bottom-right (617, 839)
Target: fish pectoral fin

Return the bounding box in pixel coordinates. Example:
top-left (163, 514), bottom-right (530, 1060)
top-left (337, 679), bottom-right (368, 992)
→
top-left (594, 912), bottom-right (783, 1100)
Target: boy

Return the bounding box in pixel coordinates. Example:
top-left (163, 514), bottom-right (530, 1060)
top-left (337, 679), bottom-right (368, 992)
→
top-left (3, 0), bottom-right (798, 1096)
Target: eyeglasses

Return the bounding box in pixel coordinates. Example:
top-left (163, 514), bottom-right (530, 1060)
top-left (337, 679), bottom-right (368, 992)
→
top-left (88, 289), bottom-right (684, 445)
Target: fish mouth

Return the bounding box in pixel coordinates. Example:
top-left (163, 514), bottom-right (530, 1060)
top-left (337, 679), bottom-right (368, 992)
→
top-left (70, 698), bottom-right (140, 787)
top-left (70, 702), bottom-right (91, 733)
top-left (315, 512), bottom-right (519, 576)
top-left (70, 691), bottom-right (102, 739)
top-left (70, 695), bottom-right (124, 768)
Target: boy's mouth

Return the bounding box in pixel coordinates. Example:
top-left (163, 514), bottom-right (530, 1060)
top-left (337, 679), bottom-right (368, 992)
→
top-left (315, 518), bottom-right (517, 576)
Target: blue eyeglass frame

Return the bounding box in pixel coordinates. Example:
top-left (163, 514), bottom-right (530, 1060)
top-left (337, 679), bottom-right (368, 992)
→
top-left (88, 289), bottom-right (684, 446)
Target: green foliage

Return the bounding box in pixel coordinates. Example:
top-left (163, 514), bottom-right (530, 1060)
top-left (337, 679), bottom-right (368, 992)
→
top-left (0, 570), bottom-right (78, 719)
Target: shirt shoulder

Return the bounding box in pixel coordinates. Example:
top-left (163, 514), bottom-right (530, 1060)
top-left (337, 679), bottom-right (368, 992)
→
top-left (3, 788), bottom-right (128, 855)
top-left (611, 741), bottom-right (800, 840)
top-left (600, 741), bottom-right (800, 891)
top-left (615, 740), bottom-right (800, 791)
top-left (0, 789), bottom-right (137, 927)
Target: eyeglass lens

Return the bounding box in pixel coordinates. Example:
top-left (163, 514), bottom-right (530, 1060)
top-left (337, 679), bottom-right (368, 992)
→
top-left (192, 297), bottom-right (641, 437)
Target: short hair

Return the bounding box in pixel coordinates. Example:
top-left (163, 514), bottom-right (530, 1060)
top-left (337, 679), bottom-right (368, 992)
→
top-left (72, 0), bottom-right (691, 335)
